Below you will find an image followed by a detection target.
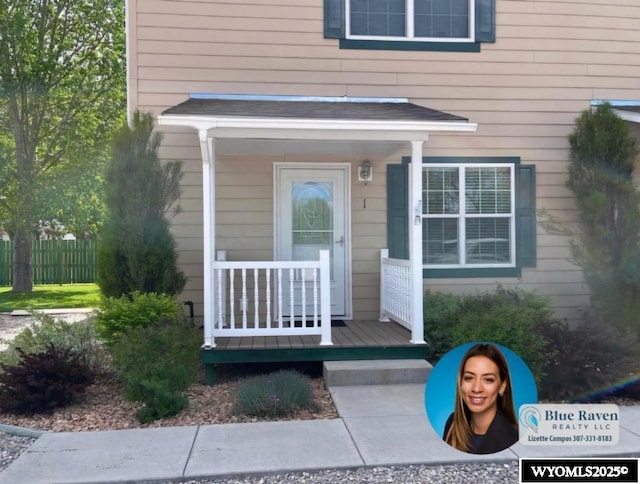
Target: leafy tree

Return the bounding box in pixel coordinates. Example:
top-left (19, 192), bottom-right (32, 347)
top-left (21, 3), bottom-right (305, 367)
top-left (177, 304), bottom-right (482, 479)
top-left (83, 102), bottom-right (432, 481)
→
top-left (0, 0), bottom-right (125, 292)
top-left (97, 111), bottom-right (186, 298)
top-left (34, 155), bottom-right (107, 239)
top-left (567, 102), bottom-right (640, 338)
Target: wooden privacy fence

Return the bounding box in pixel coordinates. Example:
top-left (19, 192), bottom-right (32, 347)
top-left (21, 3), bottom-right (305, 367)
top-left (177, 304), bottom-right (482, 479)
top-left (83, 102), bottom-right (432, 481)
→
top-left (0, 240), bottom-right (97, 286)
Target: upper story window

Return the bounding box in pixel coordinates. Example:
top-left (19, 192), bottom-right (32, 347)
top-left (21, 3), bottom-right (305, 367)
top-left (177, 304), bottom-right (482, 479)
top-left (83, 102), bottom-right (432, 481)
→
top-left (347, 0), bottom-right (473, 42)
top-left (324, 0), bottom-right (495, 52)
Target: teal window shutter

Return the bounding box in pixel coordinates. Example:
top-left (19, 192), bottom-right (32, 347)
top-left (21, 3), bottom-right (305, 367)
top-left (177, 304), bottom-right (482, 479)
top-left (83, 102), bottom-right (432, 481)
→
top-left (387, 163), bottom-right (409, 260)
top-left (475, 0), bottom-right (496, 43)
top-left (324, 0), bottom-right (345, 39)
top-left (516, 164), bottom-right (537, 267)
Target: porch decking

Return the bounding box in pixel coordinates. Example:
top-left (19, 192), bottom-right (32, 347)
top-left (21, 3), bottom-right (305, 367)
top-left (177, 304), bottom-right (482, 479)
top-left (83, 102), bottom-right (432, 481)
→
top-left (201, 320), bottom-right (429, 384)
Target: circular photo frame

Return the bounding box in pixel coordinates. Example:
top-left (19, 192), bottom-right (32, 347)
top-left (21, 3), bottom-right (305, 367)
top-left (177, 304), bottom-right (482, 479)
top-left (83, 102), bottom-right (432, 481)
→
top-left (425, 342), bottom-right (538, 453)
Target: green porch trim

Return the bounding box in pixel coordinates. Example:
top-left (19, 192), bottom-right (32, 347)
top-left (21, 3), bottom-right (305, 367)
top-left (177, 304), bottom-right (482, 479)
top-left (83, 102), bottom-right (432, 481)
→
top-left (201, 345), bottom-right (429, 385)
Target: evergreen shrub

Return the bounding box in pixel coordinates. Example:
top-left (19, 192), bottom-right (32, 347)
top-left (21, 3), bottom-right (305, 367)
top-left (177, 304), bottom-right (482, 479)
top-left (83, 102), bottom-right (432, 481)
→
top-left (97, 111), bottom-right (185, 299)
top-left (566, 103), bottom-right (640, 339)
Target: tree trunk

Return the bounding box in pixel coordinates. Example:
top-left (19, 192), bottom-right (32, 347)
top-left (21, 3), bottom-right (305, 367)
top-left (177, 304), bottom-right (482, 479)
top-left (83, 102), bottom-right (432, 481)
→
top-left (12, 226), bottom-right (32, 293)
top-left (8, 98), bottom-right (36, 293)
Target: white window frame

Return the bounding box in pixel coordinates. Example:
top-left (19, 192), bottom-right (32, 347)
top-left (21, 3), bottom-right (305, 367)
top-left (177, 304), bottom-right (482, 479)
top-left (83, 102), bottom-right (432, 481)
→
top-left (345, 0), bottom-right (475, 43)
top-left (422, 163), bottom-right (516, 269)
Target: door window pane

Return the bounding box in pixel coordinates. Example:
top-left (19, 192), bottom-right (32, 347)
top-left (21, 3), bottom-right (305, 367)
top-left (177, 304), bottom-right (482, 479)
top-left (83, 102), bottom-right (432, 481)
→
top-left (292, 182), bottom-right (334, 276)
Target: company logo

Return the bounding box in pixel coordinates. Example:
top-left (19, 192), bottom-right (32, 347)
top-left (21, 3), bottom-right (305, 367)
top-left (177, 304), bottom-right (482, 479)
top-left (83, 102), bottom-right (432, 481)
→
top-left (520, 406), bottom-right (541, 433)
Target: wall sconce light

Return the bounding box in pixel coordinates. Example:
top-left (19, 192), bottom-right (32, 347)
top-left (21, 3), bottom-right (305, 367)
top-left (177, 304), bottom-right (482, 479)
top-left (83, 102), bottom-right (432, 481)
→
top-left (358, 160), bottom-right (373, 183)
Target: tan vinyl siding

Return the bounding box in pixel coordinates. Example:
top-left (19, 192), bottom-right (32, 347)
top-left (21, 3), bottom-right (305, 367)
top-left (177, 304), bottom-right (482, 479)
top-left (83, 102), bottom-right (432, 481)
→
top-left (129, 0), bottom-right (640, 322)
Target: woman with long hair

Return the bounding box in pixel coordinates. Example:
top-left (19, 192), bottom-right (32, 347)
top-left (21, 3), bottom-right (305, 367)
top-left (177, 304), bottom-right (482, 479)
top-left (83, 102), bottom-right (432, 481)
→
top-left (443, 343), bottom-right (518, 454)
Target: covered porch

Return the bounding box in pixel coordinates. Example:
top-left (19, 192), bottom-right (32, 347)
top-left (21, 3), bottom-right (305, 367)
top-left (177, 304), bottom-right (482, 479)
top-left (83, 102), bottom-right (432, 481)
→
top-left (157, 94), bottom-right (477, 381)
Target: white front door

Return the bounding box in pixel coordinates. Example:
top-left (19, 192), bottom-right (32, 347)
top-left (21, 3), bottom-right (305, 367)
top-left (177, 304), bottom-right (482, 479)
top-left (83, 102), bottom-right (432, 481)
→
top-left (275, 164), bottom-right (350, 318)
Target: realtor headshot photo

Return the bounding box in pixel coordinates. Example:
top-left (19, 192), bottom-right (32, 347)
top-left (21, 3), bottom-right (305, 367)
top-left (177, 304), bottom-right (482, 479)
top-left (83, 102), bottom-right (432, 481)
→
top-left (425, 342), bottom-right (538, 455)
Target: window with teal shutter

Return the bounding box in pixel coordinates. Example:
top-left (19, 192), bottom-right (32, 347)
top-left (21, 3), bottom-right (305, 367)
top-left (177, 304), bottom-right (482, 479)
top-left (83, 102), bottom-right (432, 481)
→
top-left (324, 0), bottom-right (495, 52)
top-left (387, 157), bottom-right (536, 278)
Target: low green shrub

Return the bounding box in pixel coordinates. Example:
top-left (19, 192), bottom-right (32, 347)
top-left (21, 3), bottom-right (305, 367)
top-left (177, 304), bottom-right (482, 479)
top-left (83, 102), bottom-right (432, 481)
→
top-left (96, 291), bottom-right (184, 345)
top-left (0, 313), bottom-right (108, 375)
top-left (0, 344), bottom-right (95, 415)
top-left (423, 291), bottom-right (463, 360)
top-left (424, 286), bottom-right (559, 385)
top-left (109, 320), bottom-right (201, 423)
top-left (451, 288), bottom-right (558, 385)
top-left (234, 369), bottom-right (317, 418)
top-left (131, 378), bottom-right (189, 424)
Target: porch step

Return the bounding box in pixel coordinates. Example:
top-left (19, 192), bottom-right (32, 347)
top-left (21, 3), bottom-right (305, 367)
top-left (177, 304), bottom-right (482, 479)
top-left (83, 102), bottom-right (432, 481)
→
top-left (323, 359), bottom-right (432, 386)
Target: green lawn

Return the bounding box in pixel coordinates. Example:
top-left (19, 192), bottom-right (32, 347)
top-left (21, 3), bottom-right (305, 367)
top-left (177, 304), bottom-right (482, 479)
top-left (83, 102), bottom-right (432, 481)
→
top-left (0, 284), bottom-right (101, 312)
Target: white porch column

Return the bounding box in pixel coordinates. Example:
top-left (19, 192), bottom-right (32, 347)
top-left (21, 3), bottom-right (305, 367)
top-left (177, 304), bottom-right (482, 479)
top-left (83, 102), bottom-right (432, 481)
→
top-left (409, 140), bottom-right (426, 344)
top-left (199, 130), bottom-right (216, 348)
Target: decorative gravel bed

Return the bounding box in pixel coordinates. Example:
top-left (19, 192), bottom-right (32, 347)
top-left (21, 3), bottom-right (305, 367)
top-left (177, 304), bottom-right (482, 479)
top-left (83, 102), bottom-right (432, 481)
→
top-left (179, 462), bottom-right (521, 483)
top-left (0, 433), bottom-right (36, 473)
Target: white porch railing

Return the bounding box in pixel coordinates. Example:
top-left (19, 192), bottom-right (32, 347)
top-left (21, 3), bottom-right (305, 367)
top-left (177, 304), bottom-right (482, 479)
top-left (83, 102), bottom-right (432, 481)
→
top-left (209, 250), bottom-right (332, 346)
top-left (379, 248), bottom-right (411, 330)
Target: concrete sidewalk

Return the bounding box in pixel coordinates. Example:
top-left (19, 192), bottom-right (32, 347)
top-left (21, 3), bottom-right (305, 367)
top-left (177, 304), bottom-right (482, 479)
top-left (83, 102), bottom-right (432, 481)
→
top-left (1, 385), bottom-right (639, 484)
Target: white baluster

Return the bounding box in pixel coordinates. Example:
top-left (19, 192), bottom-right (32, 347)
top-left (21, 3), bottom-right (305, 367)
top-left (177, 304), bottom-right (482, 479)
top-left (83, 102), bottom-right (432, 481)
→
top-left (277, 268), bottom-right (283, 328)
top-left (301, 269), bottom-right (306, 327)
top-left (229, 269), bottom-right (235, 328)
top-left (289, 267), bottom-right (294, 327)
top-left (266, 269), bottom-right (272, 327)
top-left (215, 269), bottom-right (222, 329)
top-left (241, 268), bottom-right (247, 329)
top-left (254, 268), bottom-right (259, 328)
top-left (312, 268), bottom-right (318, 327)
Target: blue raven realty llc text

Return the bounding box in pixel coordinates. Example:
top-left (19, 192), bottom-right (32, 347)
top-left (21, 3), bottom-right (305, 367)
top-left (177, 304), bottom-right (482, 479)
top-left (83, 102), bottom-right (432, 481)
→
top-left (544, 408), bottom-right (618, 430)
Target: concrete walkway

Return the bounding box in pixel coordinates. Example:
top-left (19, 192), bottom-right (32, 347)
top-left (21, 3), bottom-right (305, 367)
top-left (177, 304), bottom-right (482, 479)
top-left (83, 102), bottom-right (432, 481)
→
top-left (1, 384), bottom-right (639, 484)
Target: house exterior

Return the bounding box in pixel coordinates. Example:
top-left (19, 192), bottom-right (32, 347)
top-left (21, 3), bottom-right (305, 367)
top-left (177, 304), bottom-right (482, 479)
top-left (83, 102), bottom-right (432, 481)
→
top-left (126, 0), bottom-right (640, 364)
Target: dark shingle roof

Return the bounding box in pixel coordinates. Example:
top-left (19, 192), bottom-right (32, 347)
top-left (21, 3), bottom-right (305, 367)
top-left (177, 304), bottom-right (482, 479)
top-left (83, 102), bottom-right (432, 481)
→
top-left (162, 97), bottom-right (468, 123)
top-left (615, 105), bottom-right (640, 114)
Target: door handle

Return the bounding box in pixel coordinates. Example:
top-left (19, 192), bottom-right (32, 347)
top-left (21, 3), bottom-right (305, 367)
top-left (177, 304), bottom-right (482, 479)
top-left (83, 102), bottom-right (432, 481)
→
top-left (335, 235), bottom-right (344, 246)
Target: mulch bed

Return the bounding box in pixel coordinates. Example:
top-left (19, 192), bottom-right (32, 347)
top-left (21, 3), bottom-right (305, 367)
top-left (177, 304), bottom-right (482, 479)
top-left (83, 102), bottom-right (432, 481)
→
top-left (0, 363), bottom-right (339, 432)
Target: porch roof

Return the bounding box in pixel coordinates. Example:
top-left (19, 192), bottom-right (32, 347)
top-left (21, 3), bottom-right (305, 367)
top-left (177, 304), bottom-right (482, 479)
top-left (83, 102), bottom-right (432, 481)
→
top-left (592, 100), bottom-right (640, 124)
top-left (614, 105), bottom-right (640, 124)
top-left (157, 94), bottom-right (477, 141)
